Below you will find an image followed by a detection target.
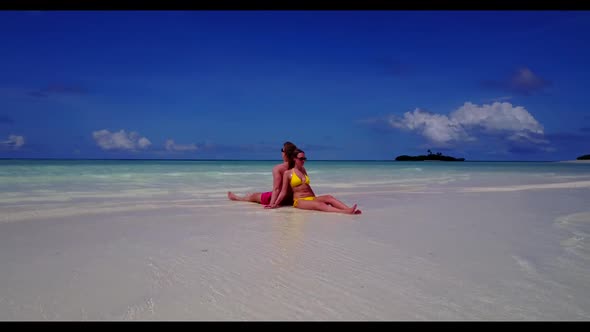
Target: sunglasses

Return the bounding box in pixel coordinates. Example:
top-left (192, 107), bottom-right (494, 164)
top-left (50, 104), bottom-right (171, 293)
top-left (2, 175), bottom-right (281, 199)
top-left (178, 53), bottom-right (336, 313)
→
top-left (296, 157), bottom-right (307, 161)
top-left (281, 148), bottom-right (284, 152)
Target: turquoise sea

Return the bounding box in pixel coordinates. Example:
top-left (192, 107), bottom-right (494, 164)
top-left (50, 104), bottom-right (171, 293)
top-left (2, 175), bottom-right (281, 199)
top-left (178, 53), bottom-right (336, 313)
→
top-left (2, 159), bottom-right (590, 193)
top-left (2, 158), bottom-right (590, 225)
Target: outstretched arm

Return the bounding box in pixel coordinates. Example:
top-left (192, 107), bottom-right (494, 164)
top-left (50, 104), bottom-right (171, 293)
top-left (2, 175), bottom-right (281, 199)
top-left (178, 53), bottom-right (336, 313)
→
top-left (266, 170), bottom-right (290, 209)
top-left (267, 166), bottom-right (284, 207)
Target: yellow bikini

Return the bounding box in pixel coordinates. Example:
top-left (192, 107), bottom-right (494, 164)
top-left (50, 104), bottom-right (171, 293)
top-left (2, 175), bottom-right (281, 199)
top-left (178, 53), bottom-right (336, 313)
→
top-left (290, 170), bottom-right (314, 207)
top-left (290, 170), bottom-right (310, 187)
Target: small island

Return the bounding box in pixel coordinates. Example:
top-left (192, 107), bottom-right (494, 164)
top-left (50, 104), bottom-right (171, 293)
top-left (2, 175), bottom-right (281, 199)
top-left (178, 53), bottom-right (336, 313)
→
top-left (577, 154), bottom-right (590, 160)
top-left (395, 150), bottom-right (465, 162)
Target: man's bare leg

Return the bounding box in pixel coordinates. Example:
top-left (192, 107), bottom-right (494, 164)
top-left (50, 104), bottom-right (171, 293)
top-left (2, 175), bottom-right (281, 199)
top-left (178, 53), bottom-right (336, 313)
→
top-left (227, 192), bottom-right (262, 203)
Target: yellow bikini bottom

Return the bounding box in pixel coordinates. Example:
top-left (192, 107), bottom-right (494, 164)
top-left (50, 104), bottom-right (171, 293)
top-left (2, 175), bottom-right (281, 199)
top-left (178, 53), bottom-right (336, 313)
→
top-left (293, 196), bottom-right (315, 207)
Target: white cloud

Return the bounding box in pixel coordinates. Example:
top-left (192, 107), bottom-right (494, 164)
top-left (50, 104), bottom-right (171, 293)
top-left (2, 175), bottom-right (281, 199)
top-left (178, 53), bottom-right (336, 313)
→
top-left (389, 102), bottom-right (545, 145)
top-left (389, 109), bottom-right (469, 144)
top-left (452, 102), bottom-right (543, 134)
top-left (0, 135), bottom-right (25, 149)
top-left (138, 137), bottom-right (151, 149)
top-left (165, 139), bottom-right (198, 152)
top-left (507, 132), bottom-right (548, 144)
top-left (92, 129), bottom-right (151, 151)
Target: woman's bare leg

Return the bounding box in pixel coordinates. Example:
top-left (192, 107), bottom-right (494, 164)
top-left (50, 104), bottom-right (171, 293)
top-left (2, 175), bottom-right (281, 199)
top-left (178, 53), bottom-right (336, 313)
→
top-left (227, 192), bottom-right (262, 203)
top-left (296, 199), bottom-right (357, 214)
top-left (315, 194), bottom-right (354, 210)
top-left (315, 195), bottom-right (361, 214)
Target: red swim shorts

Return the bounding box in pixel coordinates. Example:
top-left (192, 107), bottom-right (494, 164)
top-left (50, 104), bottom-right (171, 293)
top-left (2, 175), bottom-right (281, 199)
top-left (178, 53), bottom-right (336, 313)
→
top-left (260, 191), bottom-right (272, 205)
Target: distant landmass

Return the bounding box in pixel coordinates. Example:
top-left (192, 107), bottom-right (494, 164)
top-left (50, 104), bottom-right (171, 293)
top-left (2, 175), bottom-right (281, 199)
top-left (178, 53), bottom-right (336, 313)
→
top-left (577, 154), bottom-right (590, 160)
top-left (395, 150), bottom-right (465, 161)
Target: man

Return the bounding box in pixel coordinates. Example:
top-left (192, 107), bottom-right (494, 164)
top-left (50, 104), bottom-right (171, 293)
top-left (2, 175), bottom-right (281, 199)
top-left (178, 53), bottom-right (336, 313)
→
top-left (227, 141), bottom-right (296, 207)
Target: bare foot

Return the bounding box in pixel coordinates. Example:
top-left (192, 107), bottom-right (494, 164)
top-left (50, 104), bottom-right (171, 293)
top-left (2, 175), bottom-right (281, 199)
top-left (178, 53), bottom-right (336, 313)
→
top-left (349, 204), bottom-right (362, 215)
top-left (346, 204), bottom-right (357, 214)
top-left (227, 191), bottom-right (240, 201)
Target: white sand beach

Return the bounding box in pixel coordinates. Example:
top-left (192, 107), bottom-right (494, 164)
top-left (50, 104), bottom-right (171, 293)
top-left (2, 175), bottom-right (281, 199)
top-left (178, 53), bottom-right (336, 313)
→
top-left (0, 161), bottom-right (589, 320)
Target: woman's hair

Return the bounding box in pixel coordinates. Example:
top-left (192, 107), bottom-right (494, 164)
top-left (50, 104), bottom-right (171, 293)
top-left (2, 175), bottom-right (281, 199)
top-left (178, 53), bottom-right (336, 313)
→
top-left (283, 141), bottom-right (297, 158)
top-left (288, 148), bottom-right (304, 169)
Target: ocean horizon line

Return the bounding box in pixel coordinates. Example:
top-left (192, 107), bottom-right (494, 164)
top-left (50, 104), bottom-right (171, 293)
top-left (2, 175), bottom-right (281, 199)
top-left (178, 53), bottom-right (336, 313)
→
top-left (0, 158), bottom-right (565, 162)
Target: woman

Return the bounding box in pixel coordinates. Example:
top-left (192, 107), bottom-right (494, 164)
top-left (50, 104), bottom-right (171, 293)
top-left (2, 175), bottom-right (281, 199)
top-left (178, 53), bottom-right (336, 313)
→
top-left (268, 149), bottom-right (361, 215)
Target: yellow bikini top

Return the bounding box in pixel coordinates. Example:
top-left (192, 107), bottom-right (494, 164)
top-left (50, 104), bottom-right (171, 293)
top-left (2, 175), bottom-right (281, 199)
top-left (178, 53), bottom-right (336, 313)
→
top-left (290, 169), bottom-right (310, 187)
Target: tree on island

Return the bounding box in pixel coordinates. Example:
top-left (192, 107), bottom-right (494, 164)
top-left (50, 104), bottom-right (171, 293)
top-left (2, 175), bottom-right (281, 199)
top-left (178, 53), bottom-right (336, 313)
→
top-left (426, 150), bottom-right (443, 157)
top-left (577, 154), bottom-right (590, 160)
top-left (395, 150), bottom-right (465, 161)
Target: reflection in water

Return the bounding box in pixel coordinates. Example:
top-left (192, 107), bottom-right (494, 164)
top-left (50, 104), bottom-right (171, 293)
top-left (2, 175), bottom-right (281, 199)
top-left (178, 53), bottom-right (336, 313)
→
top-left (271, 210), bottom-right (308, 271)
top-left (554, 211), bottom-right (590, 262)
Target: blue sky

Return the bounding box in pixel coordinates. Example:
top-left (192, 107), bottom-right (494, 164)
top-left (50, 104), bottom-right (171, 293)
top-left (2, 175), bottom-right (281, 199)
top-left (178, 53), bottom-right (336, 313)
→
top-left (1, 10), bottom-right (589, 160)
